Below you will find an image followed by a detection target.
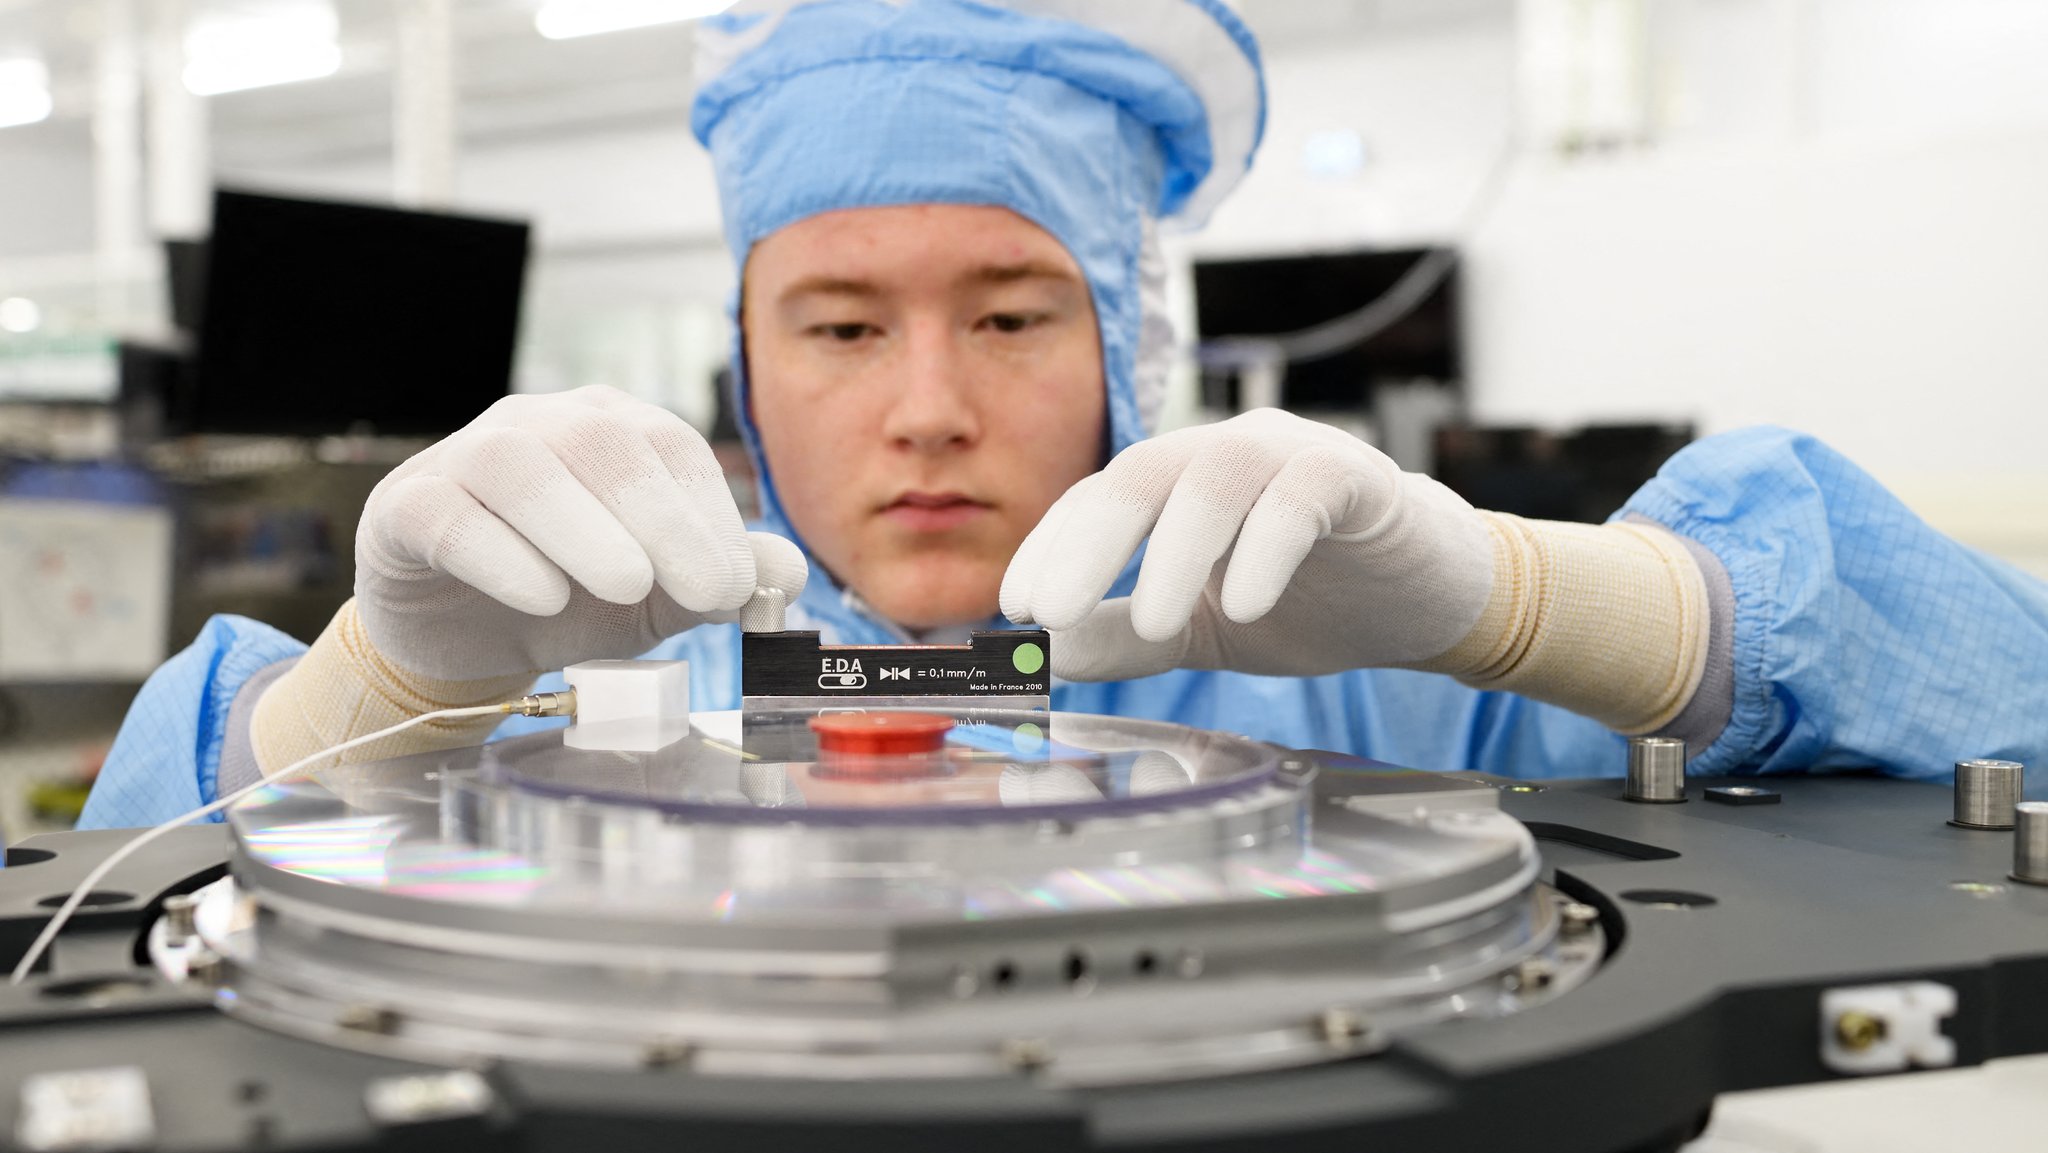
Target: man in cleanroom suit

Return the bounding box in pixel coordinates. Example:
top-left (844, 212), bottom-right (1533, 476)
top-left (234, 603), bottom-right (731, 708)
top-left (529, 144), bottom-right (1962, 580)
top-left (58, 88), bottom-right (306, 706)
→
top-left (79, 0), bottom-right (2048, 829)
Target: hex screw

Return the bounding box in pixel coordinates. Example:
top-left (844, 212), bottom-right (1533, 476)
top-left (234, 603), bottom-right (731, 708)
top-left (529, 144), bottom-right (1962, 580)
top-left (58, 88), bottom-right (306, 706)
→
top-left (184, 949), bottom-right (226, 986)
top-left (641, 1038), bottom-right (695, 1068)
top-left (950, 965), bottom-right (980, 999)
top-left (161, 893), bottom-right (199, 945)
top-left (1320, 1006), bottom-right (1368, 1049)
top-left (1508, 958), bottom-right (1556, 994)
top-left (1001, 1038), bottom-right (1053, 1071)
top-left (1558, 901), bottom-right (1600, 937)
top-left (337, 1004), bottom-right (403, 1036)
top-left (1833, 1009), bottom-right (1888, 1052)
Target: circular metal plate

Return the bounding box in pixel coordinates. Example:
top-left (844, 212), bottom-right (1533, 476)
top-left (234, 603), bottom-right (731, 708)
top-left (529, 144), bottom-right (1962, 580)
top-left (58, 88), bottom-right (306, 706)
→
top-left (195, 710), bottom-right (1589, 1084)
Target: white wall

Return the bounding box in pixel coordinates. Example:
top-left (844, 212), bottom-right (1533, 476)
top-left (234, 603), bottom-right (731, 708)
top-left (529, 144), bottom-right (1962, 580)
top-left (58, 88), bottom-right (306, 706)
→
top-left (1467, 130), bottom-right (2048, 471)
top-left (218, 122), bottom-right (724, 251)
top-left (1195, 19), bottom-right (1519, 254)
top-left (0, 120), bottom-right (97, 259)
top-left (1187, 0), bottom-right (2048, 571)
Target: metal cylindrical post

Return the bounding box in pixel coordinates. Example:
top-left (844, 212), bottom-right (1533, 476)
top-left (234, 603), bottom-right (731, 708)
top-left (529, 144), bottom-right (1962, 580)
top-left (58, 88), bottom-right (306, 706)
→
top-left (739, 587), bottom-right (789, 634)
top-left (1951, 760), bottom-right (2024, 830)
top-left (2013, 802), bottom-right (2048, 886)
top-left (1624, 737), bottom-right (1686, 803)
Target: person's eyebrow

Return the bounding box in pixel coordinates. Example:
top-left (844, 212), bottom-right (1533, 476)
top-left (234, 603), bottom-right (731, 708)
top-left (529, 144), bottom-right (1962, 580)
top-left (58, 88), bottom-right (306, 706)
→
top-left (777, 275), bottom-right (881, 305)
top-left (966, 261), bottom-right (1081, 286)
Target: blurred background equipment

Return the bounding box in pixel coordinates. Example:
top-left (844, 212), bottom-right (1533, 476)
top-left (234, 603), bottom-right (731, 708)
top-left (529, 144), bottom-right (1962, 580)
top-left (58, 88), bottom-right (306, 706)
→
top-left (0, 461), bottom-right (172, 835)
top-left (116, 190), bottom-right (531, 440)
top-left (1434, 421), bottom-right (1695, 524)
top-left (1195, 247), bottom-right (1462, 414)
top-left (187, 188), bottom-right (529, 436)
top-left (0, 482), bottom-right (171, 682)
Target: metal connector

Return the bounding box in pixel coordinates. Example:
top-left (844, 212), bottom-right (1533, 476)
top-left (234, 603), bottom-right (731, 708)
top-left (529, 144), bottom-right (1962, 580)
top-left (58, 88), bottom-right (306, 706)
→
top-left (513, 689), bottom-right (578, 719)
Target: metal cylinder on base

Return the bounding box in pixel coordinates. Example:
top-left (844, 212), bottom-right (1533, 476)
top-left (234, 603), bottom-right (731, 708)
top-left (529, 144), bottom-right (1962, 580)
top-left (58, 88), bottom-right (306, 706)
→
top-left (2013, 802), bottom-right (2048, 887)
top-left (740, 587), bottom-right (790, 634)
top-left (1951, 760), bottom-right (2025, 830)
top-left (1624, 737), bottom-right (1687, 804)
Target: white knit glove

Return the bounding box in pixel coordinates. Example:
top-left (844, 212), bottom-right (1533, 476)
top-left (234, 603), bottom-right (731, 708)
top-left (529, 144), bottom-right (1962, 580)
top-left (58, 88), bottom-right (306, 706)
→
top-left (1000, 408), bottom-right (1494, 681)
top-left (356, 385), bottom-right (806, 681)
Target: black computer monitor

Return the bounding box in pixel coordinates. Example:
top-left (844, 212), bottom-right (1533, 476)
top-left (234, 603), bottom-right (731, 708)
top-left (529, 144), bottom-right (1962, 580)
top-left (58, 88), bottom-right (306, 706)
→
top-left (164, 238), bottom-right (208, 335)
top-left (190, 189), bottom-right (530, 436)
top-left (1193, 247), bottom-right (1460, 411)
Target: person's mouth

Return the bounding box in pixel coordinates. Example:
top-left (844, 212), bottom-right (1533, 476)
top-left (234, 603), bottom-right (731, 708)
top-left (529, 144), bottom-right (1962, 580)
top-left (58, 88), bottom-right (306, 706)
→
top-left (881, 491), bottom-right (992, 533)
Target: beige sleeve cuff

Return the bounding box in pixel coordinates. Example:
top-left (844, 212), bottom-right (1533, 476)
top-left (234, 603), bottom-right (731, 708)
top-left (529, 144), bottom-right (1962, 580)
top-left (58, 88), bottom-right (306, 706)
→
top-left (1409, 513), bottom-right (1711, 735)
top-left (249, 598), bottom-right (537, 776)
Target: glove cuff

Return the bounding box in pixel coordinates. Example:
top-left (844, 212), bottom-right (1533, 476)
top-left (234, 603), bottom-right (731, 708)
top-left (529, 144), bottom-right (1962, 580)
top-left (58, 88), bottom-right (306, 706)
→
top-left (1411, 513), bottom-right (1711, 735)
top-left (250, 599), bottom-right (537, 775)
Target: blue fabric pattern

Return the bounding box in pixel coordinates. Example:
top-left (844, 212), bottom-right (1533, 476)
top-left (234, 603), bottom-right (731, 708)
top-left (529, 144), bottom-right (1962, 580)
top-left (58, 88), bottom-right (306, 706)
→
top-left (79, 615), bottom-right (307, 830)
top-left (1621, 426), bottom-right (2048, 782)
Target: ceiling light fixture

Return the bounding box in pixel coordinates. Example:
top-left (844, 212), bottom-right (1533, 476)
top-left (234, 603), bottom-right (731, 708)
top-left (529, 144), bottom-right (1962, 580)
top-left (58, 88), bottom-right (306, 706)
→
top-left (535, 0), bottom-right (740, 41)
top-left (0, 59), bottom-right (53, 129)
top-left (0, 297), bottom-right (41, 334)
top-left (183, 1), bottom-right (342, 96)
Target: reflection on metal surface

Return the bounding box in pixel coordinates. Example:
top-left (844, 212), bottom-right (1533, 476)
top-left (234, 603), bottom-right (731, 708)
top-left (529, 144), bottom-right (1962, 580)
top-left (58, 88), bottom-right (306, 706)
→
top-left (194, 708), bottom-right (1593, 1085)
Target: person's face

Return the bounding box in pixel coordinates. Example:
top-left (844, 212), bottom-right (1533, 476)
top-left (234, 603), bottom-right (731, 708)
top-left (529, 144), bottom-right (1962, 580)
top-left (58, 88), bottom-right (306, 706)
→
top-left (743, 204), bottom-right (1107, 630)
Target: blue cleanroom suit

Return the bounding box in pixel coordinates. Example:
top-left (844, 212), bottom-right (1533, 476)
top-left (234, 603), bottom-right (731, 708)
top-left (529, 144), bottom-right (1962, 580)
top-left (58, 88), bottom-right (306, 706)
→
top-left (76, 0), bottom-right (2048, 828)
top-left (78, 425), bottom-right (2048, 830)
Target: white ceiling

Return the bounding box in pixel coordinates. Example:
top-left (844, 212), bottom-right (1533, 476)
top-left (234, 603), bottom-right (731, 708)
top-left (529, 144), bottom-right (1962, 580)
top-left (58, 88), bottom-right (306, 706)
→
top-left (0, 0), bottom-right (1510, 169)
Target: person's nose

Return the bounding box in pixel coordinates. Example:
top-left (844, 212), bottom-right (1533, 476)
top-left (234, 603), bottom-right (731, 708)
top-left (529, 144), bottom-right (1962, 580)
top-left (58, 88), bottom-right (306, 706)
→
top-left (881, 317), bottom-right (982, 454)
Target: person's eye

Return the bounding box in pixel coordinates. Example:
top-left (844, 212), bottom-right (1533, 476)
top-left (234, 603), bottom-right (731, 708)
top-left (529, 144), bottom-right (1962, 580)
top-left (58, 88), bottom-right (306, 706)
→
top-left (982, 312), bottom-right (1046, 334)
top-left (809, 322), bottom-right (878, 342)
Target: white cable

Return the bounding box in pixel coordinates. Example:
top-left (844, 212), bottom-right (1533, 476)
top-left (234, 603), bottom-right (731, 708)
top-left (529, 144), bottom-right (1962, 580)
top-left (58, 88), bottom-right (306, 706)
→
top-left (8, 701), bottom-right (517, 987)
top-left (1198, 130), bottom-right (1524, 372)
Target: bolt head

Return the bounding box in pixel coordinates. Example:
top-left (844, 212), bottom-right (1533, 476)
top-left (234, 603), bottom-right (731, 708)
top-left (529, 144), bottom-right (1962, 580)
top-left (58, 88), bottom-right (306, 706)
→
top-left (950, 966), bottom-right (980, 998)
top-left (1559, 901), bottom-right (1600, 935)
top-left (1508, 958), bottom-right (1556, 994)
top-left (1001, 1038), bottom-right (1053, 1071)
top-left (1834, 1009), bottom-right (1888, 1052)
top-left (1319, 1006), bottom-right (1368, 1048)
top-left (641, 1038), bottom-right (695, 1068)
top-left (183, 949), bottom-right (225, 985)
top-left (161, 893), bottom-right (200, 939)
top-left (337, 1004), bottom-right (403, 1035)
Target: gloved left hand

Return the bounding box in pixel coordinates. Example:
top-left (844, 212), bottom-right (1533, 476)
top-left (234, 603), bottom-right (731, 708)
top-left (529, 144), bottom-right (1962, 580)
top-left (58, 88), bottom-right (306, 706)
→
top-left (1000, 408), bottom-right (1496, 680)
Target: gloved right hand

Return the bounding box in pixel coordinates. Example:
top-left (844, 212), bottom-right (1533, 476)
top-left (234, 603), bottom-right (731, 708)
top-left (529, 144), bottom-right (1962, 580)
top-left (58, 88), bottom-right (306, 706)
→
top-left (355, 385), bottom-right (806, 681)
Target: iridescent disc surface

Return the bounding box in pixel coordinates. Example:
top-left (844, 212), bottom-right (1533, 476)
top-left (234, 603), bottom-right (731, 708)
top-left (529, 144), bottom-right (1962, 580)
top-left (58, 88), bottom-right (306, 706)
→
top-left (480, 706), bottom-right (1280, 823)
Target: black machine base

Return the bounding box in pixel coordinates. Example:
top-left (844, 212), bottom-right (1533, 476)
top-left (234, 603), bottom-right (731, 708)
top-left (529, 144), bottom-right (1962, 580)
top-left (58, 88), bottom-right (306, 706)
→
top-left (3, 771), bottom-right (2045, 1153)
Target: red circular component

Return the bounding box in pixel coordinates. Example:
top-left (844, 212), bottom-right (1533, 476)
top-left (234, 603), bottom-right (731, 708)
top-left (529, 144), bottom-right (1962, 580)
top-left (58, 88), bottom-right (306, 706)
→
top-left (809, 712), bottom-right (956, 757)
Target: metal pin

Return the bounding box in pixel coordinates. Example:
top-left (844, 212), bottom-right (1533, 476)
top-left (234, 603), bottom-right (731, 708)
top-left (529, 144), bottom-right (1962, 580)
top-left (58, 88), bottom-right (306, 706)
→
top-left (640, 1038), bottom-right (695, 1068)
top-left (337, 1004), bottom-right (403, 1035)
top-left (1558, 901), bottom-right (1600, 937)
top-left (1319, 1006), bottom-right (1368, 1049)
top-left (1000, 1038), bottom-right (1053, 1071)
top-left (1624, 737), bottom-right (1687, 803)
top-left (2012, 801), bottom-right (2048, 886)
top-left (160, 893), bottom-right (198, 945)
top-left (184, 950), bottom-right (226, 986)
top-left (1508, 958), bottom-right (1555, 993)
top-left (1952, 760), bottom-right (2025, 829)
